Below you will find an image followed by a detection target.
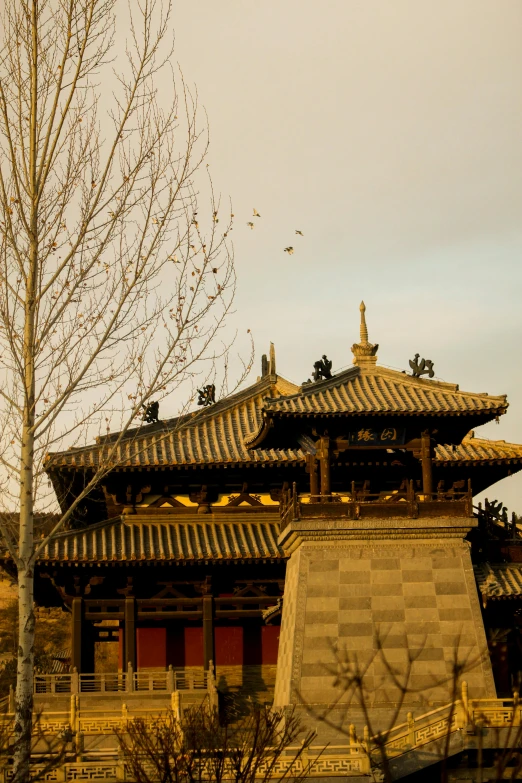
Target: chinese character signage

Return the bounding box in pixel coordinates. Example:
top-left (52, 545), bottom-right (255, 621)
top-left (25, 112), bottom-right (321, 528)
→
top-left (347, 427), bottom-right (406, 446)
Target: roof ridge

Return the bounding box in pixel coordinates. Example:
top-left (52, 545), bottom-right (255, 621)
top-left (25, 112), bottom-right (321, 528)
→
top-left (463, 433), bottom-right (520, 448)
top-left (177, 375), bottom-right (275, 428)
top-left (47, 374), bottom-right (298, 460)
top-left (173, 373), bottom-right (299, 434)
top-left (263, 366), bottom-right (361, 405)
top-left (367, 364), bottom-right (460, 393)
top-left (371, 365), bottom-right (508, 401)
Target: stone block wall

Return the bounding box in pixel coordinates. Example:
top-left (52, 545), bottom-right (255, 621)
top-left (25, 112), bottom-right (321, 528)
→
top-left (273, 532), bottom-right (495, 716)
top-left (271, 546), bottom-right (303, 707)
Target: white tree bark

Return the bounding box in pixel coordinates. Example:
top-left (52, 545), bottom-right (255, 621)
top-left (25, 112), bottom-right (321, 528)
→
top-left (13, 7), bottom-right (38, 768)
top-left (13, 566), bottom-right (35, 782)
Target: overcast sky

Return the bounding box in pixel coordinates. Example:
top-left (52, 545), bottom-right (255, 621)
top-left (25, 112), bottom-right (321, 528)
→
top-left (169, 1), bottom-right (522, 510)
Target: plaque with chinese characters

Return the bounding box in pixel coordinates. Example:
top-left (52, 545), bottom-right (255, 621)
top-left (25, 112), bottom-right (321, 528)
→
top-left (347, 427), bottom-right (406, 446)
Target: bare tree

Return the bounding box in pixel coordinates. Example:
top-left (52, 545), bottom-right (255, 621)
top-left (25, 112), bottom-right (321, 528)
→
top-left (0, 0), bottom-right (251, 779)
top-left (115, 702), bottom-right (319, 783)
top-left (300, 632), bottom-right (512, 783)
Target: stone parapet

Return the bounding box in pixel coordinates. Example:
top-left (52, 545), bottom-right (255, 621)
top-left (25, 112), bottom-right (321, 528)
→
top-left (279, 515), bottom-right (477, 554)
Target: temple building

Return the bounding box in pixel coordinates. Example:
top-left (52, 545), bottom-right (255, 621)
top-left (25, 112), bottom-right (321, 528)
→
top-left (5, 303), bottom-right (522, 716)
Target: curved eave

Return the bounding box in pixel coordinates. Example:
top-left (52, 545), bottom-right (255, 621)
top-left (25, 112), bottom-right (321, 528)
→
top-left (47, 458), bottom-right (306, 473)
top-left (23, 556), bottom-right (288, 566)
top-left (244, 407), bottom-right (507, 452)
top-left (265, 408), bottom-right (507, 419)
top-left (436, 457), bottom-right (522, 468)
top-left (44, 452), bottom-right (520, 473)
top-left (8, 514), bottom-right (287, 565)
top-left (479, 594), bottom-right (522, 602)
top-left (244, 415), bottom-right (274, 450)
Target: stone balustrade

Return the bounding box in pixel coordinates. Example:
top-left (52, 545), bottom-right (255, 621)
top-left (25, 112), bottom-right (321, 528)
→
top-left (3, 682), bottom-right (522, 780)
top-left (33, 664), bottom-right (211, 695)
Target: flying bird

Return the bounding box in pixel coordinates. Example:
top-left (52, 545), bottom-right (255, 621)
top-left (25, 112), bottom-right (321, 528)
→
top-left (247, 222), bottom-right (254, 229)
top-left (284, 247), bottom-right (294, 255)
top-left (295, 230), bottom-right (303, 236)
top-left (253, 208), bottom-right (261, 217)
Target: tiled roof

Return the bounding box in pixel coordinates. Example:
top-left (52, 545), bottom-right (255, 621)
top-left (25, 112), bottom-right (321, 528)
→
top-left (257, 366), bottom-right (507, 418)
top-left (46, 370), bottom-right (512, 472)
top-left (436, 434), bottom-right (522, 465)
top-left (26, 514), bottom-right (284, 563)
top-left (474, 563), bottom-right (522, 603)
top-left (46, 375), bottom-right (302, 470)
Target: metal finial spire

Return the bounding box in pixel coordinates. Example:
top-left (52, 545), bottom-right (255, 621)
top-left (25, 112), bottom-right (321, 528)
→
top-left (351, 300), bottom-right (378, 368)
top-left (360, 301), bottom-right (369, 344)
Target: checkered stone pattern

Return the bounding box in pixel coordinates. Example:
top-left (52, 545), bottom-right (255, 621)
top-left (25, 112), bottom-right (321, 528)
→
top-left (275, 536), bottom-right (495, 709)
top-left (273, 548), bottom-right (303, 707)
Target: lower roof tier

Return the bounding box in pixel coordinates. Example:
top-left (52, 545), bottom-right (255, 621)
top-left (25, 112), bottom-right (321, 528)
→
top-left (21, 514), bottom-right (284, 565)
top-left (474, 562), bottom-right (522, 605)
top-left (45, 429), bottom-right (522, 472)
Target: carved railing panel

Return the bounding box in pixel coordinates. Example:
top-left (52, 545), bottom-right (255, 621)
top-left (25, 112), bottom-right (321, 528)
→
top-left (79, 674), bottom-right (126, 693)
top-left (133, 672), bottom-right (169, 692)
top-left (35, 675), bottom-right (73, 694)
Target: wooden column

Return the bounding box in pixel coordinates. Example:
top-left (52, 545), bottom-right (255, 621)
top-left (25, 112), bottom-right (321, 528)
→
top-left (71, 597), bottom-right (82, 673)
top-left (124, 597), bottom-right (136, 670)
top-left (421, 431), bottom-right (433, 497)
top-left (202, 595), bottom-right (214, 671)
top-left (319, 436), bottom-right (331, 496)
top-left (306, 454), bottom-right (319, 500)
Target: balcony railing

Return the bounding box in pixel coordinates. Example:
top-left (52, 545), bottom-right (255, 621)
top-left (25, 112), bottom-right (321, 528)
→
top-left (280, 480), bottom-right (473, 530)
top-left (34, 665), bottom-right (211, 695)
top-left (134, 669), bottom-right (207, 692)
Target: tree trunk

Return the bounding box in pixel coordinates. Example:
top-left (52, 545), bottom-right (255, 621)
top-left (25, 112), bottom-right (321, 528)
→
top-left (13, 564), bottom-right (35, 783)
top-left (13, 258), bottom-right (37, 780)
top-left (13, 281), bottom-right (38, 782)
top-left (13, 3), bottom-right (38, 771)
top-left (13, 427), bottom-right (36, 782)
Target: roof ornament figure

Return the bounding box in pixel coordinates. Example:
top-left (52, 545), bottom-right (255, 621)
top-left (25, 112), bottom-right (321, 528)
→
top-left (197, 384), bottom-right (216, 407)
top-left (142, 401), bottom-right (159, 424)
top-left (312, 355), bottom-right (332, 382)
top-left (351, 301), bottom-right (378, 367)
top-left (409, 354), bottom-right (435, 378)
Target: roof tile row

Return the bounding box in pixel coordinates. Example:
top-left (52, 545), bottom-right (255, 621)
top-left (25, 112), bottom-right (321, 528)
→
top-left (33, 515), bottom-right (284, 563)
top-left (263, 367), bottom-right (507, 416)
top-left (437, 435), bottom-right (522, 465)
top-left (474, 562), bottom-right (522, 600)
